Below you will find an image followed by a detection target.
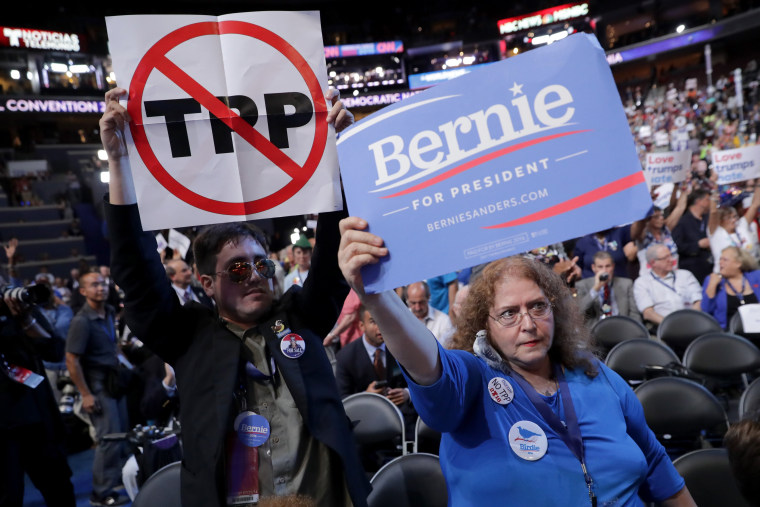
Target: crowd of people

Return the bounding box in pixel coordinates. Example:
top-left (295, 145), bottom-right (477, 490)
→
top-left (3, 67), bottom-right (760, 506)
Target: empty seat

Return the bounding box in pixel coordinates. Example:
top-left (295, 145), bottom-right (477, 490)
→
top-left (739, 377), bottom-right (760, 420)
top-left (132, 461), bottom-right (181, 507)
top-left (368, 453), bottom-right (447, 507)
top-left (604, 338), bottom-right (680, 384)
top-left (591, 315), bottom-right (650, 358)
top-left (657, 309), bottom-right (721, 357)
top-left (413, 416), bottom-right (441, 455)
top-left (634, 377), bottom-right (728, 457)
top-left (729, 310), bottom-right (760, 347)
top-left (683, 332), bottom-right (760, 387)
top-left (672, 448), bottom-right (750, 507)
top-left (343, 392), bottom-right (406, 473)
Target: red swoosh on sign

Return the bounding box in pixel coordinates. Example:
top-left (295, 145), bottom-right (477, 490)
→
top-left (483, 172), bottom-right (645, 229)
top-left (380, 129), bottom-right (592, 199)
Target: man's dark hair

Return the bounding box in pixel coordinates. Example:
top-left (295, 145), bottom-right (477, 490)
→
top-left (687, 188), bottom-right (709, 207)
top-left (193, 222), bottom-right (269, 276)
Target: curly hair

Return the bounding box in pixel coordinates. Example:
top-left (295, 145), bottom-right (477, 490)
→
top-left (448, 256), bottom-right (598, 376)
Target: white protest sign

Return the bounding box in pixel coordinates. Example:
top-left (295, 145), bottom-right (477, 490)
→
top-left (155, 232), bottom-right (168, 252)
top-left (711, 145), bottom-right (760, 184)
top-left (644, 150), bottom-right (691, 188)
top-left (105, 12), bottom-right (342, 230)
top-left (168, 228), bottom-right (191, 258)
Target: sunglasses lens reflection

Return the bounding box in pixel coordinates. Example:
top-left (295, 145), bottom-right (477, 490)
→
top-left (229, 263), bottom-right (253, 283)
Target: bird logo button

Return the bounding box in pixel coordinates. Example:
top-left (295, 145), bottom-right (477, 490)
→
top-left (488, 377), bottom-right (514, 405)
top-left (509, 421), bottom-right (548, 461)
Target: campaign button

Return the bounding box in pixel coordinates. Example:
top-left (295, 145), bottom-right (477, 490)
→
top-left (280, 333), bottom-right (305, 358)
top-left (235, 411), bottom-right (270, 447)
top-left (509, 420), bottom-right (548, 461)
top-left (487, 377), bottom-right (514, 405)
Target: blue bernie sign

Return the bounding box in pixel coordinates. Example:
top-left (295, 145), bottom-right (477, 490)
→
top-left (337, 33), bottom-right (652, 294)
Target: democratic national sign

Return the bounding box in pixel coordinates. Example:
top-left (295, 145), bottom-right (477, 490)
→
top-left (711, 145), bottom-right (760, 185)
top-left (105, 12), bottom-right (342, 230)
top-left (337, 33), bottom-right (653, 293)
top-left (644, 150), bottom-right (691, 187)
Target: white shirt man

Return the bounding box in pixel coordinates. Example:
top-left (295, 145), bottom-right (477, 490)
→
top-left (633, 244), bottom-right (702, 326)
top-left (406, 281), bottom-right (455, 345)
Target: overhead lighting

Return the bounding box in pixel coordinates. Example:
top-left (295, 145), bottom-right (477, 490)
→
top-left (97, 149), bottom-right (108, 161)
top-left (26, 71), bottom-right (33, 80)
top-left (513, 48), bottom-right (519, 54)
top-left (290, 231), bottom-right (300, 244)
top-left (10, 69), bottom-right (20, 80)
top-left (50, 62), bottom-right (68, 73)
top-left (462, 56), bottom-right (476, 65)
top-left (676, 24), bottom-right (685, 33)
top-left (100, 171), bottom-right (110, 183)
top-left (69, 64), bottom-right (91, 73)
top-left (445, 58), bottom-right (461, 67)
top-left (532, 30), bottom-right (569, 46)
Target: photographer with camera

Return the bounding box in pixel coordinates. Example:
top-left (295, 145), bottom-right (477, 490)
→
top-left (575, 250), bottom-right (642, 325)
top-left (0, 284), bottom-right (76, 506)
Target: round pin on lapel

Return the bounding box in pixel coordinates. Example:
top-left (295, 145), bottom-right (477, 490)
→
top-left (234, 411), bottom-right (270, 447)
top-left (509, 420), bottom-right (548, 461)
top-left (280, 333), bottom-right (306, 359)
top-left (488, 377), bottom-right (514, 405)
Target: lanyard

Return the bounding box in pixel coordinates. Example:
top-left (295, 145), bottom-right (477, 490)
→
top-left (99, 315), bottom-right (115, 343)
top-left (651, 272), bottom-right (677, 293)
top-left (509, 365), bottom-right (596, 506)
top-left (724, 276), bottom-right (748, 304)
top-left (234, 346), bottom-right (277, 413)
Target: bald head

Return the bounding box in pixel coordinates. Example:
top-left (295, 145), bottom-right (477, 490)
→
top-left (407, 282), bottom-right (430, 320)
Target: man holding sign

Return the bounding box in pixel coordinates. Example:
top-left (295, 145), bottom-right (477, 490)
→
top-left (100, 81), bottom-right (367, 507)
top-left (101, 11), bottom-right (368, 506)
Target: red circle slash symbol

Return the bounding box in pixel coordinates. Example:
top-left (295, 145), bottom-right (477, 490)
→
top-left (128, 21), bottom-right (328, 215)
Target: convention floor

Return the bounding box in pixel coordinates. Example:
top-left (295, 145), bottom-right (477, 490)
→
top-left (22, 448), bottom-right (131, 507)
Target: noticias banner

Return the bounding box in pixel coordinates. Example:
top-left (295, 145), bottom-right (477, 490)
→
top-left (643, 150), bottom-right (691, 187)
top-left (337, 33), bottom-right (652, 294)
top-left (712, 145), bottom-right (760, 184)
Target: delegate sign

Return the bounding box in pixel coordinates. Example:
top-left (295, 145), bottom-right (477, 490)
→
top-left (712, 145), bottom-right (760, 185)
top-left (105, 12), bottom-right (342, 230)
top-left (644, 150), bottom-right (691, 187)
top-left (337, 33), bottom-right (652, 293)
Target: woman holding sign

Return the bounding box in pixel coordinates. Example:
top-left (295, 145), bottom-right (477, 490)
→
top-left (338, 217), bottom-right (695, 506)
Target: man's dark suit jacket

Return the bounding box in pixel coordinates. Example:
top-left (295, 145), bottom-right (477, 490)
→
top-left (335, 337), bottom-right (417, 432)
top-left (335, 337), bottom-right (406, 397)
top-left (107, 201), bottom-right (370, 507)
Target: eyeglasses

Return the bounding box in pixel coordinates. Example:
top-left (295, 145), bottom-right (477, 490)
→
top-left (216, 259), bottom-right (276, 284)
top-left (490, 300), bottom-right (553, 328)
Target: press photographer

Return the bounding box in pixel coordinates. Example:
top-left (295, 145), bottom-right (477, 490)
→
top-left (0, 283), bottom-right (76, 506)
